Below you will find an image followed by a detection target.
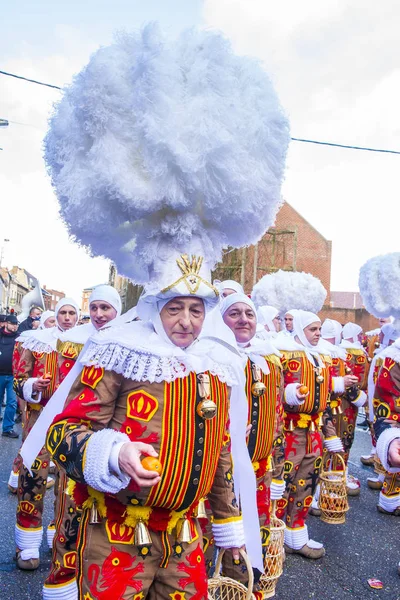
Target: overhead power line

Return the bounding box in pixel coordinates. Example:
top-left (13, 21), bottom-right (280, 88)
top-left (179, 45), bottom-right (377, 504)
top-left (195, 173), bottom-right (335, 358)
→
top-left (1, 69), bottom-right (400, 156)
top-left (0, 69), bottom-right (61, 90)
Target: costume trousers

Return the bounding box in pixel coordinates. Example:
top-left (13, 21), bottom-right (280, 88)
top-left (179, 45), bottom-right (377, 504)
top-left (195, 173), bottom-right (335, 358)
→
top-left (76, 509), bottom-right (208, 600)
top-left (333, 399), bottom-right (357, 465)
top-left (15, 406), bottom-right (51, 553)
top-left (378, 471), bottom-right (400, 513)
top-left (203, 472), bottom-right (273, 600)
top-left (43, 471), bottom-right (81, 599)
top-left (280, 427), bottom-right (323, 531)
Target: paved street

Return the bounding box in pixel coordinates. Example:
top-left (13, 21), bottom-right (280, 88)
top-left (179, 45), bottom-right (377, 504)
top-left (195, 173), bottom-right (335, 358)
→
top-left (0, 421), bottom-right (398, 599)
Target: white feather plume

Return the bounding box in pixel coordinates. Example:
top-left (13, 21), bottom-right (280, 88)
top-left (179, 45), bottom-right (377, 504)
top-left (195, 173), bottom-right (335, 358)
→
top-left (251, 270), bottom-right (327, 314)
top-left (359, 253), bottom-right (400, 319)
top-left (44, 24), bottom-right (290, 284)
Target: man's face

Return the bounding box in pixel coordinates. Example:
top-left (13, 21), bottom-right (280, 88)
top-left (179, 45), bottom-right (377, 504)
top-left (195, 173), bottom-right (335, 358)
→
top-left (222, 288), bottom-right (237, 298)
top-left (30, 308), bottom-right (42, 320)
top-left (31, 320), bottom-right (40, 330)
top-left (285, 313), bottom-right (294, 332)
top-left (223, 302), bottom-right (257, 344)
top-left (57, 305), bottom-right (78, 330)
top-left (5, 321), bottom-right (18, 333)
top-left (303, 322), bottom-right (322, 346)
top-left (90, 301), bottom-right (118, 330)
top-left (44, 316), bottom-right (56, 328)
top-left (160, 297), bottom-right (205, 348)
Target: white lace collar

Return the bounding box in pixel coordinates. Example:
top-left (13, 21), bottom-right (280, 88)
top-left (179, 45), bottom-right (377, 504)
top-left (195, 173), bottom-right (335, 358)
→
top-left (79, 321), bottom-right (239, 385)
top-left (18, 326), bottom-right (63, 354)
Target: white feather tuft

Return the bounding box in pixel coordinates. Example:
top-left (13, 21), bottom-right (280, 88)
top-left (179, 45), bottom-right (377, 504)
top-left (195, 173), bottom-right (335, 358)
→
top-left (44, 24), bottom-right (290, 284)
top-left (251, 270), bottom-right (327, 314)
top-left (359, 253), bottom-right (400, 319)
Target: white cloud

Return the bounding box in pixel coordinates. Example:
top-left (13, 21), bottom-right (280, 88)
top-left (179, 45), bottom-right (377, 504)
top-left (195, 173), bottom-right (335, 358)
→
top-left (203, 0), bottom-right (400, 291)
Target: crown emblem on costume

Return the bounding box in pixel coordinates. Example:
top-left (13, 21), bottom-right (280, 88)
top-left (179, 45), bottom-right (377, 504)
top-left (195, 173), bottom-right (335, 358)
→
top-left (160, 254), bottom-right (219, 297)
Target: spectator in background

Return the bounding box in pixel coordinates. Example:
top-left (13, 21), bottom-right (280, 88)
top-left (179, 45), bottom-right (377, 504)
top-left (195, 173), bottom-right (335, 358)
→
top-left (17, 306), bottom-right (42, 334)
top-left (0, 314), bottom-right (19, 438)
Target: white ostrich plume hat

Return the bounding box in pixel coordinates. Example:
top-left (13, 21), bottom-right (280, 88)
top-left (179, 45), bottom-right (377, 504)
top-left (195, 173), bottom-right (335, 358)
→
top-left (359, 253), bottom-right (400, 323)
top-left (45, 24), bottom-right (290, 305)
top-left (251, 269), bottom-right (327, 315)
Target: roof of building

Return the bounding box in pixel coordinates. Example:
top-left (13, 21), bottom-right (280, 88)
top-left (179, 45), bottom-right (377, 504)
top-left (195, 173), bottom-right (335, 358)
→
top-left (330, 291), bottom-right (364, 310)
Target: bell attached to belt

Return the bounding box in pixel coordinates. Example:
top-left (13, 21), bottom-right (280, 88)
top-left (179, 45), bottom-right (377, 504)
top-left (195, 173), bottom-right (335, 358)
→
top-left (318, 413), bottom-right (324, 427)
top-left (177, 517), bottom-right (192, 543)
top-left (89, 500), bottom-right (101, 524)
top-left (195, 499), bottom-right (208, 520)
top-left (196, 399), bottom-right (217, 420)
top-left (134, 519), bottom-right (152, 547)
top-left (345, 366), bottom-right (352, 374)
top-left (316, 374), bottom-right (324, 383)
top-left (288, 419), bottom-right (295, 432)
top-left (309, 420), bottom-right (316, 433)
top-left (251, 363), bottom-right (266, 397)
top-left (197, 373), bottom-right (217, 420)
top-left (337, 403), bottom-right (343, 414)
top-left (331, 405), bottom-right (337, 415)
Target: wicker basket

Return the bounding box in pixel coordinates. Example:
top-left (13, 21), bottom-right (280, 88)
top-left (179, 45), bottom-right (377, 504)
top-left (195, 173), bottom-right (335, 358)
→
top-left (257, 501), bottom-right (285, 598)
top-left (208, 548), bottom-right (255, 600)
top-left (318, 453), bottom-right (349, 524)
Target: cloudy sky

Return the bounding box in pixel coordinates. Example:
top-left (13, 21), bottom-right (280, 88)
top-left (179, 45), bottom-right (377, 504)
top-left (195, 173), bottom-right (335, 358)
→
top-left (1, 0), bottom-right (398, 305)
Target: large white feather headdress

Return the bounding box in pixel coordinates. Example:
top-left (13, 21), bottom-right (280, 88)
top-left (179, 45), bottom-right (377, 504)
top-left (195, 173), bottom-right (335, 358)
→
top-left (45, 25), bottom-right (290, 305)
top-left (251, 269), bottom-right (327, 314)
top-left (359, 253), bottom-right (400, 322)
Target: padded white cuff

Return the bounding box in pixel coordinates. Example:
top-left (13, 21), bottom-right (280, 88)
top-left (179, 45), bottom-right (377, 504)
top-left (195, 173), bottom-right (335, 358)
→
top-left (324, 437), bottom-right (344, 453)
top-left (284, 525), bottom-right (309, 550)
top-left (284, 383), bottom-right (304, 407)
top-left (43, 578), bottom-right (78, 600)
top-left (212, 519), bottom-right (245, 548)
top-left (23, 378), bottom-right (39, 402)
top-left (47, 524), bottom-right (56, 549)
top-left (376, 427), bottom-right (400, 473)
top-left (109, 441), bottom-right (127, 477)
top-left (8, 470), bottom-right (19, 489)
top-left (351, 390), bottom-right (367, 408)
top-left (332, 377), bottom-right (345, 394)
top-left (270, 479), bottom-right (286, 500)
top-left (83, 429), bottom-right (131, 493)
top-left (15, 524), bottom-right (43, 551)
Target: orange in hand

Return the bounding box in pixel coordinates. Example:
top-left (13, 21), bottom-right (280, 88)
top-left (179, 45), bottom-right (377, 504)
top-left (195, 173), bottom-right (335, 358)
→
top-left (299, 385), bottom-right (309, 395)
top-left (141, 456), bottom-right (163, 475)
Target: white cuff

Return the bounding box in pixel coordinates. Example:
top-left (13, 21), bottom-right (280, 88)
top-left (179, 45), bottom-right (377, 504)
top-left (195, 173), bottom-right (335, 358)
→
top-left (284, 383), bottom-right (304, 407)
top-left (351, 390), bottom-right (367, 408)
top-left (376, 427), bottom-right (400, 473)
top-left (212, 519), bottom-right (245, 548)
top-left (284, 525), bottom-right (309, 550)
top-left (332, 377), bottom-right (345, 394)
top-left (43, 578), bottom-right (78, 600)
top-left (108, 441), bottom-right (127, 477)
top-left (15, 524), bottom-right (43, 551)
top-left (379, 490), bottom-right (400, 511)
top-left (324, 437), bottom-right (344, 453)
top-left (270, 479), bottom-right (286, 500)
top-left (23, 378), bottom-right (40, 402)
top-left (83, 429), bottom-right (131, 493)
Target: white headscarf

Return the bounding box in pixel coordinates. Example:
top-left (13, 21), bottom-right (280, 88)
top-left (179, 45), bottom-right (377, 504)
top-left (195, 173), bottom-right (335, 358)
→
top-left (293, 310), bottom-right (321, 348)
top-left (218, 280), bottom-right (244, 295)
top-left (342, 322), bottom-right (362, 344)
top-left (220, 293), bottom-right (257, 318)
top-left (39, 310), bottom-right (55, 329)
top-left (381, 323), bottom-right (399, 348)
top-left (55, 297), bottom-right (80, 321)
top-left (89, 285), bottom-right (122, 316)
top-left (321, 319), bottom-right (342, 346)
top-left (257, 305), bottom-right (279, 332)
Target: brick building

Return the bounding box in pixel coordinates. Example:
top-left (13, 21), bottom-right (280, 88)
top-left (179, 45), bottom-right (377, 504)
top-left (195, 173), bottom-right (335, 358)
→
top-left (43, 286), bottom-right (65, 311)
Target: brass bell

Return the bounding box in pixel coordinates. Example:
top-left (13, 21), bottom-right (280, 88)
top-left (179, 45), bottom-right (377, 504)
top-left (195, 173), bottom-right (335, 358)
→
top-left (89, 501), bottom-right (101, 524)
top-left (309, 420), bottom-right (316, 433)
top-left (288, 419), bottom-right (295, 432)
top-left (337, 404), bottom-right (343, 415)
top-left (318, 413), bottom-right (324, 427)
top-left (177, 517), bottom-right (192, 543)
top-left (345, 366), bottom-right (352, 374)
top-left (331, 406), bottom-right (337, 415)
top-left (316, 375), bottom-right (324, 383)
top-left (374, 341), bottom-right (380, 348)
top-left (196, 399), bottom-right (217, 420)
top-left (195, 499), bottom-right (208, 520)
top-left (134, 519), bottom-right (152, 547)
top-left (269, 456), bottom-right (275, 473)
top-left (251, 381), bottom-right (267, 397)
